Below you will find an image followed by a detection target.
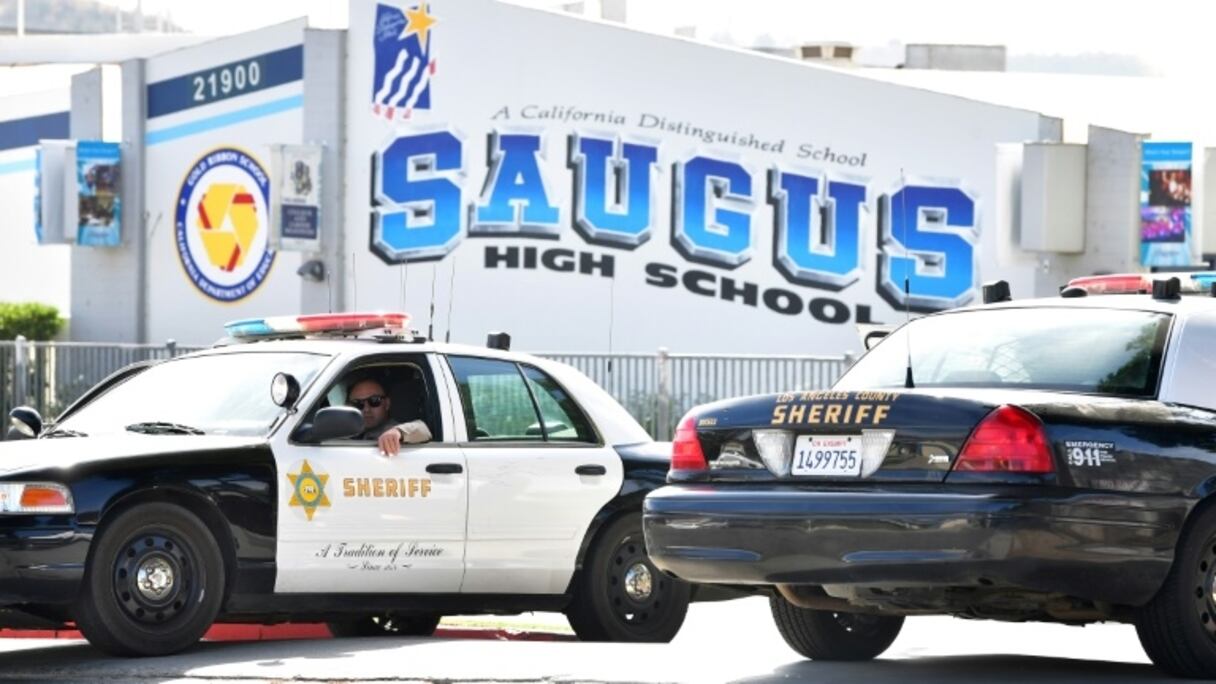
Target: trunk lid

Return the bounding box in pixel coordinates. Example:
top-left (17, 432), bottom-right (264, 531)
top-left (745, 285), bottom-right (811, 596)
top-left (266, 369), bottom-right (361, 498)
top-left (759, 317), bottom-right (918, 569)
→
top-left (688, 388), bottom-right (1134, 483)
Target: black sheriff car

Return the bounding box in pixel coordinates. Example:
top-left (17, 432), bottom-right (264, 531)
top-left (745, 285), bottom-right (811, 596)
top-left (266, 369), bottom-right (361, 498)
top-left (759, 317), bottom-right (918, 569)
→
top-left (643, 273), bottom-right (1216, 678)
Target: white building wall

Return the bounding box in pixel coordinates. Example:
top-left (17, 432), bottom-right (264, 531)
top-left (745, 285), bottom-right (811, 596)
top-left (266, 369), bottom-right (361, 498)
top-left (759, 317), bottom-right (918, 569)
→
top-left (342, 0), bottom-right (1058, 354)
top-left (0, 86), bottom-right (72, 321)
top-left (1037, 126), bottom-right (1146, 295)
top-left (142, 20), bottom-right (307, 345)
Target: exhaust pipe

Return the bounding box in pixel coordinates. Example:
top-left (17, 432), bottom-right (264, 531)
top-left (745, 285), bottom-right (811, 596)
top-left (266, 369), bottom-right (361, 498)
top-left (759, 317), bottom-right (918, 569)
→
top-left (775, 584), bottom-right (890, 616)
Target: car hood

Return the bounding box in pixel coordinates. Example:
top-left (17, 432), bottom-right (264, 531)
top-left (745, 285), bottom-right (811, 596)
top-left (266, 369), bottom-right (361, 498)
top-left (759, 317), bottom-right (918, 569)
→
top-left (0, 434), bottom-right (268, 475)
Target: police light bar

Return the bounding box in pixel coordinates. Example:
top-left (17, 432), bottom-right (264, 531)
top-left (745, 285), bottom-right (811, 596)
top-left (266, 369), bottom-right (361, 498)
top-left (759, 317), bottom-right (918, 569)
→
top-left (1065, 273), bottom-right (1216, 296)
top-left (224, 312), bottom-right (411, 340)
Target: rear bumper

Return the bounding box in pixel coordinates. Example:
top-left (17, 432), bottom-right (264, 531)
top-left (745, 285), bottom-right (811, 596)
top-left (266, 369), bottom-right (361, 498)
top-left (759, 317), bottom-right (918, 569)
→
top-left (0, 520), bottom-right (90, 606)
top-left (642, 484), bottom-right (1186, 606)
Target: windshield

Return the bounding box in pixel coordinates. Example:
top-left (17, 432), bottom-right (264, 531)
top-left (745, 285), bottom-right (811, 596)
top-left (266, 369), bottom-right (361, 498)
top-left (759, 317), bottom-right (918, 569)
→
top-left (836, 307), bottom-right (1171, 397)
top-left (56, 351), bottom-right (331, 437)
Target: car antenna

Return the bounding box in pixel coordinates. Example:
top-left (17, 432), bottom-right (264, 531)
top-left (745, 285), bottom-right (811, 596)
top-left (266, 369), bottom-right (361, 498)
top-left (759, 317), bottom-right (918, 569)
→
top-left (606, 271), bottom-right (616, 376)
top-left (351, 251), bottom-right (359, 312)
top-left (900, 168), bottom-right (914, 389)
top-left (444, 257), bottom-right (458, 343)
top-left (427, 262), bottom-right (438, 341)
top-left (406, 254), bottom-right (415, 310)
top-left (326, 260), bottom-right (334, 313)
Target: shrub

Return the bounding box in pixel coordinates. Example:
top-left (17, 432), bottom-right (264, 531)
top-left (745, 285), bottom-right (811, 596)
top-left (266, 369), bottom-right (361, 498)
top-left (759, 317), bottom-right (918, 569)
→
top-left (0, 303), bottom-right (65, 341)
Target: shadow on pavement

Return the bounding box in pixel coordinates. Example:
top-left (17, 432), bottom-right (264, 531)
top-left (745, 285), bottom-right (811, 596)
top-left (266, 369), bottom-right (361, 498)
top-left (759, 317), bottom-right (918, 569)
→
top-left (0, 636), bottom-right (466, 680)
top-left (731, 654), bottom-right (1169, 684)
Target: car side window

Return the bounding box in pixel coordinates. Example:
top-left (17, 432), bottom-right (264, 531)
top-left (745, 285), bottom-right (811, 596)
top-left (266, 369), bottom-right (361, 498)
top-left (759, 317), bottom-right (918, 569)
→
top-left (521, 365), bottom-right (598, 443)
top-left (293, 356), bottom-right (443, 443)
top-left (448, 356), bottom-right (544, 442)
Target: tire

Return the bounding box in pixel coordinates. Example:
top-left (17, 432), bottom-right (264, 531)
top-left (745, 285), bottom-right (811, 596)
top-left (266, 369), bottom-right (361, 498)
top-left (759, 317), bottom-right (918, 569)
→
top-left (565, 513), bottom-right (691, 642)
top-left (770, 593), bottom-right (904, 661)
top-left (74, 503), bottom-right (225, 657)
top-left (327, 613), bottom-right (442, 638)
top-left (1136, 503), bottom-right (1216, 678)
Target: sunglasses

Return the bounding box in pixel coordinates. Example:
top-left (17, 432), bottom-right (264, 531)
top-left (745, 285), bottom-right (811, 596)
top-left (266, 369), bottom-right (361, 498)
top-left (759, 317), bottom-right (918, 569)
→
top-left (348, 395), bottom-right (386, 410)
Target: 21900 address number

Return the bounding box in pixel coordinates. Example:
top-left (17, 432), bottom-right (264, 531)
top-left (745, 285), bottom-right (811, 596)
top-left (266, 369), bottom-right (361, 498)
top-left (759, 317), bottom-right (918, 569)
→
top-left (192, 60), bottom-right (263, 103)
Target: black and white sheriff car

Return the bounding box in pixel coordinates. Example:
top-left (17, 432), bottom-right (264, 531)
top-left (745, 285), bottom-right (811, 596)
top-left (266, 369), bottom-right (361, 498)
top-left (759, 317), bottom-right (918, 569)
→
top-left (1, 313), bottom-right (689, 656)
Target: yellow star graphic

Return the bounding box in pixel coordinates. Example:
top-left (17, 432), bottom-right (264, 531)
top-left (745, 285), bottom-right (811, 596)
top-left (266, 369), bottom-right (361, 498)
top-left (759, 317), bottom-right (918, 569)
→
top-left (287, 460), bottom-right (330, 521)
top-left (403, 3), bottom-right (437, 50)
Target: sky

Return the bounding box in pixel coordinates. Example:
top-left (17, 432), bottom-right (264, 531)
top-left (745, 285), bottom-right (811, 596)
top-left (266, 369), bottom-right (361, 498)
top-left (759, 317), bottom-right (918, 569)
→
top-left (91, 0), bottom-right (1216, 80)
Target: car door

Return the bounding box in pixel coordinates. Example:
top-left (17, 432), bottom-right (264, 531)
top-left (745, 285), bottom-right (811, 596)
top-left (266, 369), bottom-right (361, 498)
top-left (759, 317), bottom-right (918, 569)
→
top-left (272, 352), bottom-right (468, 594)
top-left (444, 355), bottom-right (622, 595)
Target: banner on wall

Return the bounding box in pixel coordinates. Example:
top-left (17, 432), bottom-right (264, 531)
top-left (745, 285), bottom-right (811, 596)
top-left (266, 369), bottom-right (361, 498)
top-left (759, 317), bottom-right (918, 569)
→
top-left (74, 141), bottom-right (122, 247)
top-left (1140, 141), bottom-right (1193, 268)
top-left (34, 140), bottom-right (73, 245)
top-left (270, 143), bottom-right (322, 252)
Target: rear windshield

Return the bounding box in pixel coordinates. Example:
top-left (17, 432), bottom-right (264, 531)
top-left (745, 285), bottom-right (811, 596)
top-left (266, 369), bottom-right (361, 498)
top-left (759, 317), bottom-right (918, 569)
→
top-left (837, 307), bottom-right (1171, 397)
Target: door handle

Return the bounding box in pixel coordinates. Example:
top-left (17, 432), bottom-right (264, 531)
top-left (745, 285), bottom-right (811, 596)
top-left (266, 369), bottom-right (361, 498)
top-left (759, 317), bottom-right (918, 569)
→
top-left (575, 464), bottom-right (607, 476)
top-left (426, 463), bottom-right (464, 474)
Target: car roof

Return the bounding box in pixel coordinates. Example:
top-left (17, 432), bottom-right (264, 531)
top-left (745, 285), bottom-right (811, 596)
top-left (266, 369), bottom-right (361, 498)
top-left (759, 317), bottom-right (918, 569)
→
top-left (946, 293), bottom-right (1216, 318)
top-left (185, 338), bottom-right (554, 363)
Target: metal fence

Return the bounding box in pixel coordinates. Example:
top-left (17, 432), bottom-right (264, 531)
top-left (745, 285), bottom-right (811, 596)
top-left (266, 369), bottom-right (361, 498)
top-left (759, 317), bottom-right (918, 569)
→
top-left (0, 340), bottom-right (850, 440)
top-left (531, 350), bottom-right (852, 439)
top-left (0, 339), bottom-right (204, 424)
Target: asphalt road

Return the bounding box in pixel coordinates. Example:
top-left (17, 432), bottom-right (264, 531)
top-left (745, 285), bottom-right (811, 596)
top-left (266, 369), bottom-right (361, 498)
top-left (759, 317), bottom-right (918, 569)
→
top-left (0, 596), bottom-right (1175, 683)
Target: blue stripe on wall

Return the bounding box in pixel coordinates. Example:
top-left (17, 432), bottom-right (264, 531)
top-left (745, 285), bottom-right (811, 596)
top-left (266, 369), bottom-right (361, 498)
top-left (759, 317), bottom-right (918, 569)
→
top-left (145, 94), bottom-right (304, 146)
top-left (147, 45), bottom-right (304, 119)
top-left (0, 111), bottom-right (70, 152)
top-left (0, 157), bottom-right (36, 176)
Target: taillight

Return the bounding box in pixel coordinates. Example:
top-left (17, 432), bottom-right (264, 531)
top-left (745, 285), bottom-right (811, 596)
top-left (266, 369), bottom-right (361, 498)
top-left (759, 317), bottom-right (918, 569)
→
top-left (671, 414), bottom-right (708, 472)
top-left (953, 405), bottom-right (1054, 473)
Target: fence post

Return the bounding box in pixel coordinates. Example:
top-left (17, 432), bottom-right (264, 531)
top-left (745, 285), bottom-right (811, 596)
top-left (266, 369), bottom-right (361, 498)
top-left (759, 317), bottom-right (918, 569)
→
top-left (656, 347), bottom-right (671, 441)
top-left (166, 339), bottom-right (177, 357)
top-left (13, 335), bottom-right (27, 408)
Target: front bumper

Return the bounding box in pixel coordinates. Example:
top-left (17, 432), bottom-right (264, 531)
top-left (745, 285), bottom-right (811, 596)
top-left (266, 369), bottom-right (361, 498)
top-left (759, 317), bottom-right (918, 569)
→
top-left (0, 518), bottom-right (90, 606)
top-left (643, 484), bottom-right (1186, 606)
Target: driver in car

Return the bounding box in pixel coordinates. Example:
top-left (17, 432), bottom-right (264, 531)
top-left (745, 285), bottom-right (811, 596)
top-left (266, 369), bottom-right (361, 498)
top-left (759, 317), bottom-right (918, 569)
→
top-left (346, 377), bottom-right (432, 456)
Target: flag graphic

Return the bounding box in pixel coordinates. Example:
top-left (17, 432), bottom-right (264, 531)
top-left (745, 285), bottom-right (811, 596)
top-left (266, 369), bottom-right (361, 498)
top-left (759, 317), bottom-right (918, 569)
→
top-left (372, 3), bottom-right (437, 120)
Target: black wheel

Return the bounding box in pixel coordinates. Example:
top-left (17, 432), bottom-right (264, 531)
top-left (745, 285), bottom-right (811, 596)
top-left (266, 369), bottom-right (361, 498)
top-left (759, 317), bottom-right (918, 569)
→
top-left (770, 593), bottom-right (904, 661)
top-left (74, 503), bottom-right (225, 657)
top-left (327, 613), bottom-right (441, 638)
top-left (1136, 504), bottom-right (1216, 678)
top-left (565, 513), bottom-right (690, 642)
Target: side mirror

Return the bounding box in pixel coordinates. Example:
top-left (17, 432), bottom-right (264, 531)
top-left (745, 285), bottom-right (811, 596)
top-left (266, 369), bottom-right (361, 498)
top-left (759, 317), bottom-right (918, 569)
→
top-left (857, 324), bottom-right (894, 351)
top-left (298, 406), bottom-right (364, 443)
top-left (8, 407), bottom-right (43, 440)
top-left (526, 420), bottom-right (569, 437)
top-left (863, 330), bottom-right (889, 351)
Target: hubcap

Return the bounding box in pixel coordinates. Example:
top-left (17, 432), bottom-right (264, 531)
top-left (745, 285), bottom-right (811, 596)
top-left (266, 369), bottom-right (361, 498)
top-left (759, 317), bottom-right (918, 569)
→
top-left (1192, 536), bottom-right (1216, 641)
top-left (112, 531), bottom-right (196, 626)
top-left (606, 534), bottom-right (670, 628)
top-left (624, 562), bottom-right (653, 601)
top-left (136, 557), bottom-right (175, 600)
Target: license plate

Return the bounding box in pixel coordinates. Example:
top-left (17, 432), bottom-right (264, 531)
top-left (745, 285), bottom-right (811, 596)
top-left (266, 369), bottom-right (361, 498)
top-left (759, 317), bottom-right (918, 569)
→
top-left (791, 435), bottom-right (862, 477)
